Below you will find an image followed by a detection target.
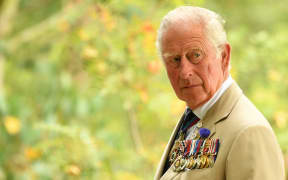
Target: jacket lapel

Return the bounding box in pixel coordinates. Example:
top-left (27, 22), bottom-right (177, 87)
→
top-left (154, 113), bottom-right (185, 180)
top-left (203, 82), bottom-right (243, 138)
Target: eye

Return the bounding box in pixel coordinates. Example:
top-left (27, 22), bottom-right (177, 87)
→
top-left (186, 49), bottom-right (204, 64)
top-left (194, 52), bottom-right (201, 58)
top-left (173, 56), bottom-right (181, 62)
top-left (165, 55), bottom-right (181, 68)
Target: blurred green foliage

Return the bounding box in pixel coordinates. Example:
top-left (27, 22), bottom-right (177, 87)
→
top-left (0, 0), bottom-right (287, 179)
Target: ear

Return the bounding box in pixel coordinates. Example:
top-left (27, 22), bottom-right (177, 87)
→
top-left (220, 43), bottom-right (231, 77)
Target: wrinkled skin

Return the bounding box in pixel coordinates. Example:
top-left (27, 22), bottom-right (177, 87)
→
top-left (161, 21), bottom-right (231, 109)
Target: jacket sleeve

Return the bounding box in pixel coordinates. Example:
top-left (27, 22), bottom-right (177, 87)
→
top-left (226, 125), bottom-right (285, 180)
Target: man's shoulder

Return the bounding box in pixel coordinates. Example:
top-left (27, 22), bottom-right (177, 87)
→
top-left (217, 94), bottom-right (273, 139)
top-left (230, 94), bottom-right (271, 127)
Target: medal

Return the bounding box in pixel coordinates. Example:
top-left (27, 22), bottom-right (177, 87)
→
top-left (195, 158), bottom-right (201, 169)
top-left (173, 156), bottom-right (181, 171)
top-left (179, 158), bottom-right (188, 171)
top-left (169, 119), bottom-right (220, 172)
top-left (200, 155), bottom-right (207, 168)
top-left (186, 158), bottom-right (194, 169)
top-left (173, 156), bottom-right (188, 172)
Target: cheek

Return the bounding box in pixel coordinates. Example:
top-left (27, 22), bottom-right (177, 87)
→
top-left (167, 69), bottom-right (182, 95)
top-left (200, 64), bottom-right (218, 92)
top-left (167, 69), bottom-right (178, 85)
top-left (207, 63), bottom-right (223, 88)
top-left (198, 65), bottom-right (211, 89)
top-left (208, 65), bottom-right (215, 86)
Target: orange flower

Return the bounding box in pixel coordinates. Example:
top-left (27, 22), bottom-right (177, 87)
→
top-left (142, 22), bottom-right (154, 33)
top-left (147, 61), bottom-right (161, 74)
top-left (25, 147), bottom-right (41, 161)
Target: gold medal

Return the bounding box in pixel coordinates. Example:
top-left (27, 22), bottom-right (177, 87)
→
top-left (200, 155), bottom-right (207, 168)
top-left (173, 156), bottom-right (187, 172)
top-left (187, 158), bottom-right (194, 169)
top-left (198, 158), bottom-right (203, 169)
top-left (175, 159), bottom-right (180, 167)
top-left (206, 156), bottom-right (214, 168)
top-left (173, 158), bottom-right (181, 171)
top-left (179, 158), bottom-right (188, 171)
top-left (192, 158), bottom-right (197, 169)
top-left (193, 158), bottom-right (200, 169)
top-left (204, 158), bottom-right (210, 168)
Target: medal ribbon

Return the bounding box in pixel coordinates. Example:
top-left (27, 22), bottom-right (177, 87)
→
top-left (184, 140), bottom-right (192, 157)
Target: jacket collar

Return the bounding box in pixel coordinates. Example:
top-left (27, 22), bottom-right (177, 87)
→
top-left (204, 82), bottom-right (243, 124)
top-left (199, 82), bottom-right (243, 139)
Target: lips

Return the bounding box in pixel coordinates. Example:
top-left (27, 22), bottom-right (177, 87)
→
top-left (181, 84), bottom-right (201, 89)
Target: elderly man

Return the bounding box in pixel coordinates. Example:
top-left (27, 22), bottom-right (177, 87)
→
top-left (154, 6), bottom-right (285, 180)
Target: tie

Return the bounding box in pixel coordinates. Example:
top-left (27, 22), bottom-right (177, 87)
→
top-left (180, 108), bottom-right (200, 135)
top-left (162, 108), bottom-right (200, 175)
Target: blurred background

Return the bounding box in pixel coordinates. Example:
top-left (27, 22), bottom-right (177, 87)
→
top-left (0, 0), bottom-right (288, 179)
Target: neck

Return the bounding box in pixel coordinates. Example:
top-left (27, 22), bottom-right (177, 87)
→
top-left (191, 75), bottom-right (233, 119)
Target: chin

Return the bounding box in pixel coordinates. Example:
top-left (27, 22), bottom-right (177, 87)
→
top-left (184, 96), bottom-right (208, 109)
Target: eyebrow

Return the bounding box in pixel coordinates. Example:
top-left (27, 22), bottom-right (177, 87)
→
top-left (162, 52), bottom-right (176, 59)
top-left (162, 47), bottom-right (205, 59)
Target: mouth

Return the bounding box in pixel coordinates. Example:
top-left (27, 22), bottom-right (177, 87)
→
top-left (181, 84), bottom-right (201, 90)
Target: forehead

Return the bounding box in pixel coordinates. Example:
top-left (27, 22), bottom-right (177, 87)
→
top-left (161, 21), bottom-right (209, 54)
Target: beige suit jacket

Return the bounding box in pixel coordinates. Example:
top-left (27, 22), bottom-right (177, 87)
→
top-left (155, 82), bottom-right (285, 180)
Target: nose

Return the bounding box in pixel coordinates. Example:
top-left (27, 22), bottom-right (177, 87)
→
top-left (179, 55), bottom-right (194, 79)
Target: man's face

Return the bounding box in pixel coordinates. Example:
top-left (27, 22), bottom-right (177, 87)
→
top-left (161, 21), bottom-right (229, 109)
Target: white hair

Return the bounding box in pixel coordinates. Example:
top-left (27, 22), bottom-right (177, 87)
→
top-left (156, 6), bottom-right (228, 58)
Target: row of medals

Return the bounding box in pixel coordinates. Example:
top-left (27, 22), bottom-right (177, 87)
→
top-left (169, 121), bottom-right (216, 172)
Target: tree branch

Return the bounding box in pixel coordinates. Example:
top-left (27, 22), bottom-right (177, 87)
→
top-left (5, 1), bottom-right (92, 52)
top-left (125, 103), bottom-right (143, 153)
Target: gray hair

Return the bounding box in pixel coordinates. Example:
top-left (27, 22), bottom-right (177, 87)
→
top-left (156, 6), bottom-right (228, 58)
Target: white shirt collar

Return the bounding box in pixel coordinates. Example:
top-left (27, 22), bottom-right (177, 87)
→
top-left (192, 75), bottom-right (234, 119)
